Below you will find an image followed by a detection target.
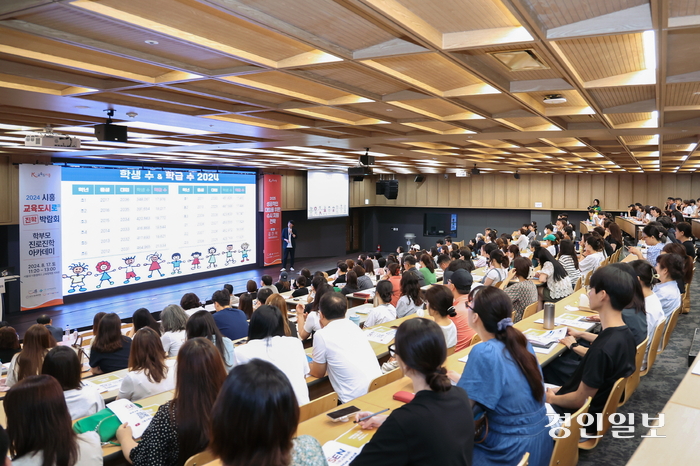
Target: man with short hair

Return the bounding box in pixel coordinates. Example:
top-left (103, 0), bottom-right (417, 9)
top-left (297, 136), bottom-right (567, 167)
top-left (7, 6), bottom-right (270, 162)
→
top-left (37, 314), bottom-right (63, 342)
top-left (281, 220), bottom-right (297, 272)
top-left (223, 283), bottom-right (239, 308)
top-left (308, 292), bottom-right (381, 403)
top-left (332, 262), bottom-right (348, 286)
top-left (402, 255), bottom-right (426, 287)
top-left (547, 266), bottom-right (636, 431)
top-left (436, 254), bottom-right (451, 272)
top-left (255, 288), bottom-right (274, 310)
top-left (211, 289), bottom-right (248, 340)
top-left (447, 269), bottom-right (477, 351)
top-left (259, 275), bottom-right (279, 294)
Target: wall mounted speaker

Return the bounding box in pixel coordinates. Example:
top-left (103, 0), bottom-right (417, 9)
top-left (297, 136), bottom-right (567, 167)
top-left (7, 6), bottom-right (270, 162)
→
top-left (385, 180), bottom-right (399, 200)
top-left (414, 175), bottom-right (425, 183)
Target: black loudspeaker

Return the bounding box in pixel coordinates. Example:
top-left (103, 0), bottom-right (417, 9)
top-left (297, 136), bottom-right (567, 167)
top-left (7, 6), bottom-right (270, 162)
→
top-left (385, 180), bottom-right (399, 200)
top-left (353, 175), bottom-right (365, 182)
top-left (94, 123), bottom-right (128, 142)
top-left (376, 180), bottom-right (387, 195)
top-left (349, 166), bottom-right (372, 177)
top-left (414, 175), bottom-right (425, 183)
top-left (360, 155), bottom-right (375, 166)
top-left (514, 173), bottom-right (521, 180)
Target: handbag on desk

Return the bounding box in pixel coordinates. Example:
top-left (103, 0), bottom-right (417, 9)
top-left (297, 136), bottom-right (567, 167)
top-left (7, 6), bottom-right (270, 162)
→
top-left (73, 404), bottom-right (141, 442)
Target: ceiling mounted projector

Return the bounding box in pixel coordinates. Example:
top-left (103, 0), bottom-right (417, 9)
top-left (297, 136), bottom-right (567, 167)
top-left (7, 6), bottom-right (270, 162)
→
top-left (470, 164), bottom-right (480, 175)
top-left (25, 127), bottom-right (80, 148)
top-left (543, 94), bottom-right (567, 104)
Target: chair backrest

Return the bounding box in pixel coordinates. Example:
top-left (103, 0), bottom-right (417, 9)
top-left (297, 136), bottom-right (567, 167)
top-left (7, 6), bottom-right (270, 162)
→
top-left (368, 369), bottom-right (404, 393)
top-left (446, 345), bottom-right (456, 356)
top-left (573, 276), bottom-right (583, 292)
top-left (522, 301), bottom-right (539, 321)
top-left (517, 452), bottom-right (530, 466)
top-left (661, 305), bottom-right (682, 352)
top-left (619, 337), bottom-right (648, 407)
top-left (470, 333), bottom-right (481, 345)
top-left (298, 392), bottom-right (338, 423)
top-left (184, 450), bottom-right (216, 466)
top-left (549, 397), bottom-right (592, 466)
top-left (578, 377), bottom-right (626, 450)
top-left (583, 270), bottom-right (593, 287)
top-left (491, 280), bottom-right (503, 289)
top-left (641, 317), bottom-right (666, 376)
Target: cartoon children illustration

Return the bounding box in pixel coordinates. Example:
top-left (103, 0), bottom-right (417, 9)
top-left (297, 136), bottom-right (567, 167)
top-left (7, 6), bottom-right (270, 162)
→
top-left (240, 242), bottom-right (250, 262)
top-left (145, 252), bottom-right (165, 278)
top-left (169, 253), bottom-right (183, 275)
top-left (118, 256), bottom-right (141, 284)
top-left (62, 263), bottom-right (92, 293)
top-left (94, 261), bottom-right (115, 288)
top-left (190, 252), bottom-right (202, 270)
top-left (225, 244), bottom-right (236, 266)
top-left (207, 246), bottom-right (219, 269)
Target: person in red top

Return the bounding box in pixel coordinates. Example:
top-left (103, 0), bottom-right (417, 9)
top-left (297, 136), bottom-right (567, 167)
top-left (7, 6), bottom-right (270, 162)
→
top-left (386, 263), bottom-right (403, 307)
top-left (447, 269), bottom-right (477, 351)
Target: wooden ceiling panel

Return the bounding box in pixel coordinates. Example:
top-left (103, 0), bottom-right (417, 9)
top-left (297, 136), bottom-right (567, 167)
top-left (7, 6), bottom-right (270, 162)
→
top-left (669, 0), bottom-right (700, 17)
top-left (666, 82), bottom-right (700, 107)
top-left (171, 80), bottom-right (292, 105)
top-left (396, 0), bottom-right (520, 33)
top-left (588, 85), bottom-right (655, 108)
top-left (607, 112), bottom-right (653, 125)
top-left (392, 98), bottom-right (480, 119)
top-left (455, 94), bottom-right (526, 114)
top-left (555, 33), bottom-right (646, 82)
top-left (525, 0), bottom-right (648, 30)
top-left (232, 0), bottom-right (397, 51)
top-left (458, 43), bottom-right (562, 81)
top-left (289, 63), bottom-right (408, 96)
top-left (340, 102), bottom-right (427, 119)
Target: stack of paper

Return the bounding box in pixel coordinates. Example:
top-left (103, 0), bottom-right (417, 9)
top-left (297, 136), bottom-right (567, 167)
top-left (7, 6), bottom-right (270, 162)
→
top-left (107, 399), bottom-right (154, 438)
top-left (323, 425), bottom-right (375, 465)
top-left (534, 313), bottom-right (594, 330)
top-left (522, 328), bottom-right (567, 347)
top-left (364, 326), bottom-right (397, 344)
top-left (85, 374), bottom-right (123, 393)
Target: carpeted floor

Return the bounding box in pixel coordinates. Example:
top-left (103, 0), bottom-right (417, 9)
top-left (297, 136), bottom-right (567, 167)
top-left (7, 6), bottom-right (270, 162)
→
top-left (577, 272), bottom-right (700, 466)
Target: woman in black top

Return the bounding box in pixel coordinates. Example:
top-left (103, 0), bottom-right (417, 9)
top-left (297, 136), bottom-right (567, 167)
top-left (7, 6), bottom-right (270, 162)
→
top-left (351, 318), bottom-right (474, 466)
top-left (89, 313), bottom-right (132, 374)
top-left (605, 222), bottom-right (624, 252)
top-left (291, 276), bottom-right (308, 298)
top-left (0, 326), bottom-right (20, 363)
top-left (675, 222), bottom-right (696, 259)
top-left (340, 270), bottom-right (360, 295)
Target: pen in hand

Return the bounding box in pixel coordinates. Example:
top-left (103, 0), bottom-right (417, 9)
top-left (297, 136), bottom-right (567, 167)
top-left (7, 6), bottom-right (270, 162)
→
top-left (354, 408), bottom-right (390, 423)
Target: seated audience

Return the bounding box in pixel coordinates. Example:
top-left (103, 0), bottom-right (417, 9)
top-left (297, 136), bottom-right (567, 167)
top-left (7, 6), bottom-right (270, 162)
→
top-left (332, 262), bottom-right (348, 286)
top-left (481, 249), bottom-right (509, 286)
top-left (238, 292), bottom-right (254, 319)
top-left (352, 319), bottom-right (474, 466)
top-left (36, 315), bottom-right (63, 342)
top-left (273, 273), bottom-right (291, 294)
top-left (92, 312), bottom-right (106, 338)
top-left (255, 288), bottom-right (274, 312)
top-left (501, 257), bottom-right (538, 322)
top-left (179, 293), bottom-right (205, 316)
top-left (160, 304), bottom-right (188, 357)
top-left (452, 286), bottom-right (552, 465)
top-left (675, 222), bottom-right (696, 259)
top-left (259, 275), bottom-right (278, 294)
top-left (419, 254), bottom-right (437, 285)
top-left (89, 313), bottom-right (131, 375)
top-left (387, 263), bottom-right (402, 306)
top-left (557, 239), bottom-right (581, 288)
top-left (117, 338), bottom-right (227, 466)
top-left (363, 259), bottom-right (376, 278)
top-left (533, 248), bottom-right (572, 307)
top-left (630, 260), bottom-right (666, 369)
top-left (6, 375), bottom-right (102, 466)
top-left (7, 324), bottom-right (56, 387)
top-left (425, 285), bottom-right (458, 348)
top-left (653, 253), bottom-right (683, 318)
top-left (223, 284), bottom-right (240, 308)
top-left (661, 242), bottom-right (693, 293)
top-left (296, 283), bottom-right (333, 341)
top-left (128, 308), bottom-right (160, 337)
top-left (606, 223), bottom-right (623, 252)
top-left (186, 311), bottom-right (235, 372)
top-left (396, 272), bottom-right (424, 318)
top-left (211, 289), bottom-right (248, 341)
top-left (578, 235), bottom-right (606, 275)
top-left (354, 265), bottom-right (374, 291)
top-left (42, 346), bottom-right (104, 421)
top-left (340, 270), bottom-right (360, 296)
top-left (0, 326), bottom-right (20, 363)
top-left (629, 225), bottom-right (665, 267)
top-left (266, 293), bottom-right (298, 337)
top-left (210, 360), bottom-right (326, 466)
top-left (364, 280), bottom-right (397, 327)
top-left (447, 269), bottom-right (477, 351)
top-left (246, 280), bottom-right (258, 300)
top-left (117, 327), bottom-right (176, 401)
top-left (234, 305), bottom-right (310, 405)
top-left (309, 293), bottom-right (381, 403)
top-left (402, 255), bottom-right (426, 287)
top-left (291, 276), bottom-right (308, 297)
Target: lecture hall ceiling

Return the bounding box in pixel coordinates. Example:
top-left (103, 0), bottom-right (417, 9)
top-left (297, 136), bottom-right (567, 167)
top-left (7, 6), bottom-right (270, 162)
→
top-left (0, 0), bottom-right (699, 174)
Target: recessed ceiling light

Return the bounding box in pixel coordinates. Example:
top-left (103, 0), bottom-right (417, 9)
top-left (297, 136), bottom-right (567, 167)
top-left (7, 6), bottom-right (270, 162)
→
top-left (386, 109), bottom-right (393, 111)
top-left (144, 40), bottom-right (159, 45)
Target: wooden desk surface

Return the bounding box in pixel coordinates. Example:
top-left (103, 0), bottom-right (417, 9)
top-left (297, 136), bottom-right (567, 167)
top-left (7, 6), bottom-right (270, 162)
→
top-left (616, 216), bottom-right (643, 241)
top-left (667, 361), bottom-right (700, 410)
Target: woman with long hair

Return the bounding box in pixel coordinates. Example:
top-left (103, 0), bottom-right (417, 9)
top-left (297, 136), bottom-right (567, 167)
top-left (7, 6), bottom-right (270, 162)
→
top-left (296, 283), bottom-right (333, 340)
top-left (630, 260), bottom-right (666, 369)
top-left (234, 305), bottom-right (310, 405)
top-left (363, 258), bottom-right (376, 277)
top-left (453, 286), bottom-right (552, 465)
top-left (209, 360), bottom-right (327, 466)
top-left (501, 257), bottom-right (538, 322)
top-left (128, 308), bottom-right (160, 337)
top-left (352, 319), bottom-right (474, 465)
top-left (6, 324), bottom-right (56, 387)
top-left (425, 285), bottom-right (458, 348)
top-left (419, 253), bottom-right (437, 285)
top-left (534, 248), bottom-right (572, 308)
top-left (6, 375), bottom-right (102, 466)
top-left (481, 249), bottom-right (509, 286)
top-left (238, 292), bottom-right (254, 319)
top-left (354, 265), bottom-right (374, 291)
top-left (606, 222), bottom-right (624, 252)
top-left (266, 293), bottom-right (297, 337)
top-left (89, 313), bottom-right (132, 375)
top-left (117, 327), bottom-right (176, 401)
top-left (661, 242), bottom-right (694, 293)
top-left (339, 270), bottom-right (360, 296)
top-left (387, 262), bottom-right (402, 307)
top-left (506, 244), bottom-right (521, 264)
top-left (42, 346), bottom-right (104, 421)
top-left (557, 239), bottom-right (581, 288)
top-left (396, 272), bottom-right (424, 318)
top-left (117, 338), bottom-right (227, 466)
top-left (92, 312), bottom-right (106, 338)
top-left (160, 304), bottom-right (188, 357)
top-left (186, 311), bottom-right (235, 371)
top-left (653, 253), bottom-right (684, 318)
top-left (0, 326), bottom-right (20, 363)
top-left (364, 280), bottom-right (397, 327)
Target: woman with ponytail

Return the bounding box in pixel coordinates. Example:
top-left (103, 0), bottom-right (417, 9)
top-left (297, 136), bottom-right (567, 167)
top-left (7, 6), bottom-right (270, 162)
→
top-left (352, 318), bottom-right (474, 466)
top-left (425, 285), bottom-right (458, 348)
top-left (454, 286), bottom-right (553, 466)
top-left (661, 242), bottom-right (693, 293)
top-left (481, 249), bottom-right (509, 286)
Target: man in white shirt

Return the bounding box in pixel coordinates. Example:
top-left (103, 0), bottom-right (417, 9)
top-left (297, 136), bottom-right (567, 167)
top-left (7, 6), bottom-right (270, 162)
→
top-left (309, 292), bottom-right (381, 403)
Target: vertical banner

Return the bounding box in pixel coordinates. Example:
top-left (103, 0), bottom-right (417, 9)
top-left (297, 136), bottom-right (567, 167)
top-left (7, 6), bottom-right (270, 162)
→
top-left (262, 174), bottom-right (282, 266)
top-left (19, 164), bottom-right (63, 310)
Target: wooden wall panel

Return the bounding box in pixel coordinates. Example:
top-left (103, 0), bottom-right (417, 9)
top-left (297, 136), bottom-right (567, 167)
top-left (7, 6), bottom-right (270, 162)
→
top-left (0, 158), bottom-right (18, 225)
top-left (530, 175), bottom-right (552, 209)
top-left (564, 174), bottom-right (579, 209)
top-left (604, 175), bottom-right (619, 211)
top-left (426, 175), bottom-right (439, 205)
top-left (632, 174), bottom-right (648, 206)
top-left (591, 176), bottom-right (605, 205)
top-left (646, 174), bottom-right (661, 207)
top-left (448, 176), bottom-right (460, 207)
top-left (517, 175), bottom-right (531, 209)
top-left (493, 175), bottom-right (506, 207)
top-left (676, 174), bottom-right (692, 200)
top-left (551, 176), bottom-right (566, 209)
top-left (459, 177), bottom-right (471, 206)
top-left (471, 175), bottom-right (484, 206)
top-left (505, 175), bottom-right (519, 207)
top-left (618, 174), bottom-right (634, 209)
top-left (691, 174), bottom-right (700, 198)
top-left (578, 175), bottom-right (592, 208)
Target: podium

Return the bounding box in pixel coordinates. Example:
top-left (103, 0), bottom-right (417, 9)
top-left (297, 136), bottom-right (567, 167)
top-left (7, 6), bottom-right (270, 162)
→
top-left (0, 275), bottom-right (19, 321)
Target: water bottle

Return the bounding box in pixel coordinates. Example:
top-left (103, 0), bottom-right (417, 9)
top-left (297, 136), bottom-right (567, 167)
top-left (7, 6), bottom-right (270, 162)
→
top-left (543, 303), bottom-right (555, 330)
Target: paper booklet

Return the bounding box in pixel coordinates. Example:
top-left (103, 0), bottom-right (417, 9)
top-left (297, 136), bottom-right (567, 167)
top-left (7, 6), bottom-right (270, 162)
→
top-left (107, 399), bottom-right (154, 439)
top-left (323, 425), bottom-right (376, 465)
top-left (364, 326), bottom-right (397, 344)
top-left (533, 313), bottom-right (594, 330)
top-left (84, 373), bottom-right (123, 393)
top-left (522, 327), bottom-right (567, 347)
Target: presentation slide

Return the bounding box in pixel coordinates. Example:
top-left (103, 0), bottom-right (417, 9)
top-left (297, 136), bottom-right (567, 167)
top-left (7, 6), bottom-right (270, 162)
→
top-left (60, 165), bottom-right (256, 296)
top-left (307, 171), bottom-right (349, 219)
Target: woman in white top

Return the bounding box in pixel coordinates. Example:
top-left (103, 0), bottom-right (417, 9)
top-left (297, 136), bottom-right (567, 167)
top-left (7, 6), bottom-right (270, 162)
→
top-left (424, 284), bottom-right (458, 349)
top-left (542, 234), bottom-right (558, 257)
top-left (186, 310), bottom-right (236, 372)
top-left (364, 280), bottom-right (397, 327)
top-left (630, 260), bottom-right (667, 368)
top-left (558, 239), bottom-right (581, 288)
top-left (6, 324), bottom-right (56, 388)
top-left (653, 253), bottom-right (684, 318)
top-left (117, 327), bottom-right (176, 401)
top-left (296, 282), bottom-right (334, 340)
top-left (160, 304), bottom-right (188, 357)
top-left (578, 235), bottom-right (606, 275)
top-left (6, 375), bottom-right (103, 466)
top-left (481, 250), bottom-right (509, 286)
top-left (396, 272), bottom-right (425, 318)
top-left (513, 228), bottom-right (530, 251)
top-left (533, 248), bottom-right (572, 308)
top-left (42, 346), bottom-right (105, 421)
top-left (234, 305), bottom-right (310, 405)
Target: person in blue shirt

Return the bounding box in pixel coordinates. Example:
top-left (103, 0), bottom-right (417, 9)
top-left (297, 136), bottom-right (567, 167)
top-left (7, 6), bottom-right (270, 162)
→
top-left (211, 289), bottom-right (248, 341)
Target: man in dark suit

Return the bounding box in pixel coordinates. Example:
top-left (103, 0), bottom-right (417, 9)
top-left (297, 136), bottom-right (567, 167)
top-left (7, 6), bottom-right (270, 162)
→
top-left (281, 220), bottom-right (297, 272)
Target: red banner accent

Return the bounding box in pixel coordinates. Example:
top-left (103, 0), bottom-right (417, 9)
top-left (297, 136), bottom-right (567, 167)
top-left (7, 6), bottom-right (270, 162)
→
top-left (263, 174), bottom-right (282, 266)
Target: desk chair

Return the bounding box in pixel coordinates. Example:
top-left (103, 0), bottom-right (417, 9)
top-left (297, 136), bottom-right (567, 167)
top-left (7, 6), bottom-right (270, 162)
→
top-left (660, 306), bottom-right (683, 353)
top-left (446, 345), bottom-right (456, 356)
top-left (582, 271), bottom-right (593, 287)
top-left (549, 397), bottom-right (591, 466)
top-left (299, 392), bottom-right (338, 423)
top-left (578, 377), bottom-right (627, 450)
top-left (522, 301), bottom-right (539, 321)
top-left (681, 269), bottom-right (693, 314)
top-left (185, 450), bottom-right (216, 466)
top-left (573, 277), bottom-right (583, 292)
top-left (517, 452), bottom-right (530, 466)
top-left (641, 317), bottom-right (666, 377)
top-left (619, 337), bottom-right (648, 407)
top-left (470, 334), bottom-right (481, 345)
top-left (368, 369), bottom-right (404, 393)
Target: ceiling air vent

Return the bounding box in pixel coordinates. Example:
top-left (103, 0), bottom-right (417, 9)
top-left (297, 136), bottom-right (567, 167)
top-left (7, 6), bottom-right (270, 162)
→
top-left (489, 49), bottom-right (549, 71)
